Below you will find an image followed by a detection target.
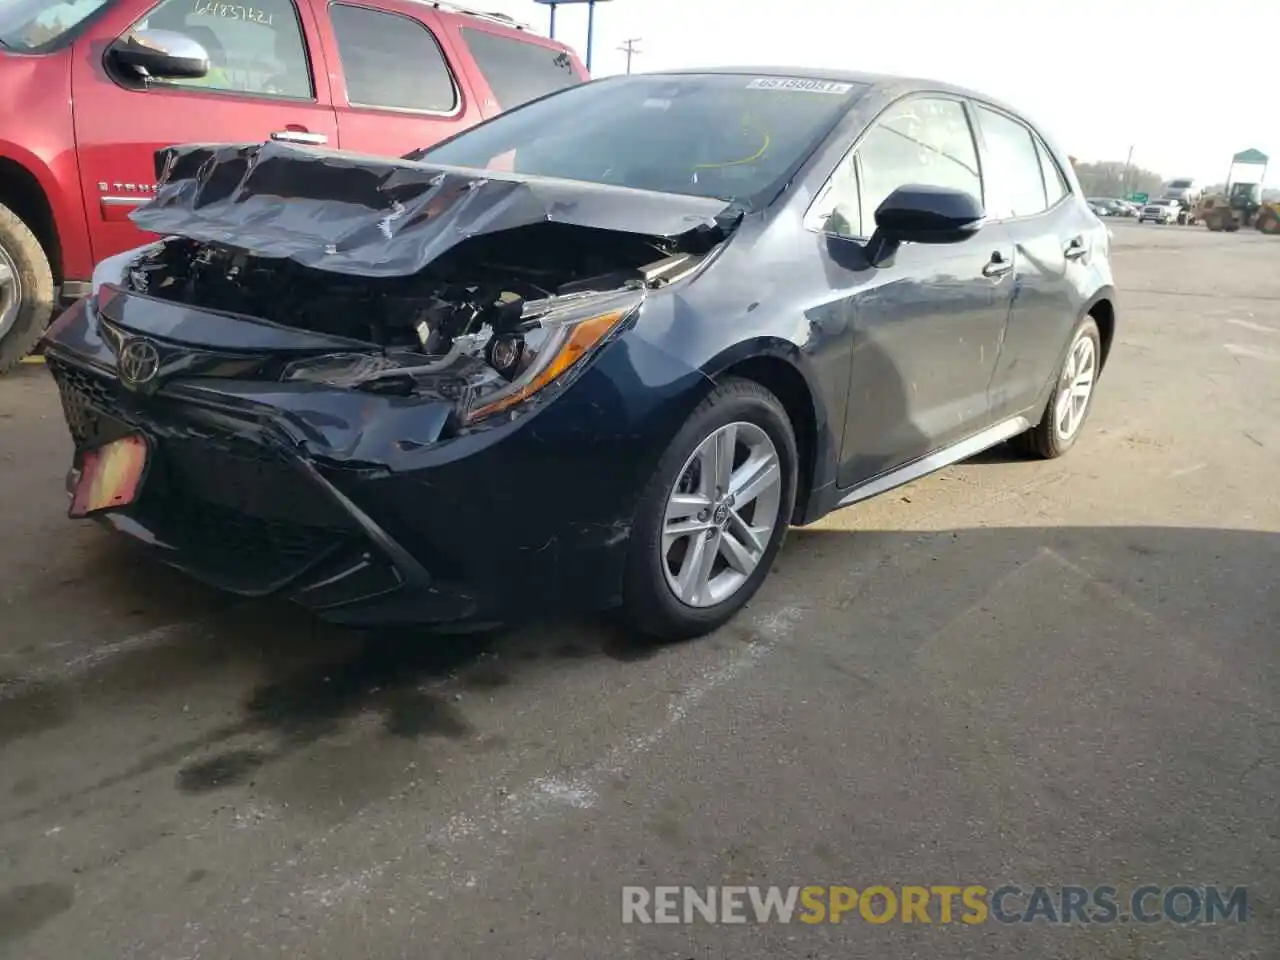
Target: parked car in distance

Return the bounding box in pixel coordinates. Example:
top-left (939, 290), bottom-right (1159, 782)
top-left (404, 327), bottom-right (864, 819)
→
top-left (44, 67), bottom-right (1117, 641)
top-left (1138, 199), bottom-right (1180, 224)
top-left (0, 0), bottom-right (588, 372)
top-left (1087, 197), bottom-right (1132, 217)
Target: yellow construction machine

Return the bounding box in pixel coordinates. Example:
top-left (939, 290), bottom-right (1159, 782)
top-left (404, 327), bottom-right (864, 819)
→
top-left (1197, 148), bottom-right (1280, 234)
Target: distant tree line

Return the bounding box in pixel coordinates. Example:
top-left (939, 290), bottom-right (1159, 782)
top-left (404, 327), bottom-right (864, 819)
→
top-left (1072, 160), bottom-right (1163, 199)
top-left (1068, 159), bottom-right (1280, 201)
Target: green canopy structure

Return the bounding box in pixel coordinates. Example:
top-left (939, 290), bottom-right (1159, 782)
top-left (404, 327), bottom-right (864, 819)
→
top-left (1225, 148), bottom-right (1269, 193)
top-left (1232, 148), bottom-right (1269, 165)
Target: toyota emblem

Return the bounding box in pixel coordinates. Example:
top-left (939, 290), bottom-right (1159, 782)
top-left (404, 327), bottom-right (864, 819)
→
top-left (118, 338), bottom-right (161, 386)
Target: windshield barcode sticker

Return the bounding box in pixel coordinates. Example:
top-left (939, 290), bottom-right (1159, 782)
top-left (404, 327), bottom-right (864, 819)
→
top-left (746, 77), bottom-right (853, 94)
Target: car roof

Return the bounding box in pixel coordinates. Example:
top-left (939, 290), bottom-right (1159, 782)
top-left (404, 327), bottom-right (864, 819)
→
top-left (641, 65), bottom-right (1039, 126)
top-left (648, 66), bottom-right (992, 98)
top-left (410, 0), bottom-right (560, 43)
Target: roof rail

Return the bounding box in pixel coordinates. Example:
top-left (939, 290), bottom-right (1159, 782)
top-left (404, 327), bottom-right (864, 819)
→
top-left (425, 0), bottom-right (534, 31)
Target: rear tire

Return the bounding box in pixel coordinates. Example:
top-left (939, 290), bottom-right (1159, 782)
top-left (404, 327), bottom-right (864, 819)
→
top-left (1258, 213), bottom-right (1280, 235)
top-left (0, 203), bottom-right (55, 375)
top-left (1012, 317), bottom-right (1102, 460)
top-left (621, 377), bottom-right (798, 642)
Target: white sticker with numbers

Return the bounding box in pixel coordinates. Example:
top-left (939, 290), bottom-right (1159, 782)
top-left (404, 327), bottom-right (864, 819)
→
top-left (745, 77), bottom-right (854, 94)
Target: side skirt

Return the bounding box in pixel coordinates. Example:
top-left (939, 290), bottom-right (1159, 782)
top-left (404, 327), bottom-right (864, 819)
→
top-left (833, 415), bottom-right (1032, 509)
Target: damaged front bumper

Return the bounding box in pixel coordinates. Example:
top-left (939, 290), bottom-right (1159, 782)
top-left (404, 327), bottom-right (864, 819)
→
top-left (43, 295), bottom-right (710, 627)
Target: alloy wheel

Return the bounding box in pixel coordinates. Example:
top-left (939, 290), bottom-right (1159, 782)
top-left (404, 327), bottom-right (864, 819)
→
top-left (661, 421), bottom-right (783, 608)
top-left (1055, 333), bottom-right (1096, 441)
top-left (0, 243), bottom-right (22, 341)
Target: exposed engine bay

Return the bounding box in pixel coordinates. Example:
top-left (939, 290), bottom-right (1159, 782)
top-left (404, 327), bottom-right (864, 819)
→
top-left (125, 223), bottom-right (688, 348)
top-left (115, 222), bottom-right (712, 412)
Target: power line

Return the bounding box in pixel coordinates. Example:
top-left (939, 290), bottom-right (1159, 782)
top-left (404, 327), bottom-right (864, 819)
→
top-left (618, 37), bottom-right (642, 74)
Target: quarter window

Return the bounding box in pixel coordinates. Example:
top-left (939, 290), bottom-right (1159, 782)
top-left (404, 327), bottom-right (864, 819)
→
top-left (1036, 138), bottom-right (1069, 207)
top-left (810, 150), bottom-right (862, 238)
top-left (330, 4), bottom-right (456, 112)
top-left (459, 27), bottom-right (579, 111)
top-left (973, 105), bottom-right (1048, 219)
top-left (132, 0), bottom-right (312, 98)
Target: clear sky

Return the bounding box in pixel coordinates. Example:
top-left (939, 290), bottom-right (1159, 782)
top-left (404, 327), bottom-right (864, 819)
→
top-left (477, 0), bottom-right (1278, 183)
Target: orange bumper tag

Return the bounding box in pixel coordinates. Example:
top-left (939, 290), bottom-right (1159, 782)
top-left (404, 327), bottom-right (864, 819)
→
top-left (69, 435), bottom-right (150, 518)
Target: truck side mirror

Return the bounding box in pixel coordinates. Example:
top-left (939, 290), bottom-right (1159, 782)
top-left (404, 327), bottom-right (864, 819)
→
top-left (108, 29), bottom-right (210, 81)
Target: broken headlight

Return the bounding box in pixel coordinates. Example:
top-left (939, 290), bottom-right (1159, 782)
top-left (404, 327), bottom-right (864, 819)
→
top-left (281, 288), bottom-right (643, 424)
top-left (462, 288), bottom-right (641, 423)
top-left (89, 242), bottom-right (164, 299)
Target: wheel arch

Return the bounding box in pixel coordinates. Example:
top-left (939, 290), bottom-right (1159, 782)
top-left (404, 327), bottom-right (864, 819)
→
top-left (1085, 289), bottom-right (1116, 372)
top-left (0, 155), bottom-right (63, 284)
top-left (702, 339), bottom-right (835, 525)
top-left (1027, 287), bottom-right (1116, 428)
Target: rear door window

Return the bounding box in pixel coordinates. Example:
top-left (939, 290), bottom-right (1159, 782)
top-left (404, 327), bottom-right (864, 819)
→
top-left (459, 27), bottom-right (579, 111)
top-left (330, 3), bottom-right (457, 112)
top-left (973, 104), bottom-right (1049, 219)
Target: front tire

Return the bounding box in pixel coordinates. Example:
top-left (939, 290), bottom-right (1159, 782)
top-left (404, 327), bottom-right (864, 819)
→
top-left (621, 378), bottom-right (798, 641)
top-left (1012, 317), bottom-right (1101, 460)
top-left (0, 203), bottom-right (55, 375)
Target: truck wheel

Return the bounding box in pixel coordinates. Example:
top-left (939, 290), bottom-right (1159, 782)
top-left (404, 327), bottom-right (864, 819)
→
top-left (1259, 213), bottom-right (1280, 235)
top-left (0, 203), bottom-right (55, 375)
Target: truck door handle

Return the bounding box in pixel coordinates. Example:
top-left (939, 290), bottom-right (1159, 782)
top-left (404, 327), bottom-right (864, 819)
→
top-left (270, 130), bottom-right (328, 146)
top-left (1064, 237), bottom-right (1088, 260)
top-left (982, 251), bottom-right (1013, 278)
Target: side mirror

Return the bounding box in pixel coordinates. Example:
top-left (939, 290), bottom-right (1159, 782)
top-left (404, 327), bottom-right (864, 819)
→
top-left (875, 184), bottom-right (985, 243)
top-left (863, 184), bottom-right (985, 267)
top-left (108, 29), bottom-right (209, 81)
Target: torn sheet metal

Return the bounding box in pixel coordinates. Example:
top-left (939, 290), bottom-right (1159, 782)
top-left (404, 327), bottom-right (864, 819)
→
top-left (132, 140), bottom-right (735, 278)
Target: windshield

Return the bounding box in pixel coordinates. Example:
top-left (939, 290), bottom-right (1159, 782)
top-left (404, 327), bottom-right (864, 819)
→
top-left (1168, 179), bottom-right (1193, 189)
top-left (0, 0), bottom-right (109, 49)
top-left (417, 73), bottom-right (867, 211)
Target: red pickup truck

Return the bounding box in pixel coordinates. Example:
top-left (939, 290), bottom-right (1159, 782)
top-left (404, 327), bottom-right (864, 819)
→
top-left (0, 0), bottom-right (587, 371)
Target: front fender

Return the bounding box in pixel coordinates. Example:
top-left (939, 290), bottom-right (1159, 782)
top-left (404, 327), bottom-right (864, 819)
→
top-left (700, 334), bottom-right (843, 522)
top-left (0, 48), bottom-right (92, 282)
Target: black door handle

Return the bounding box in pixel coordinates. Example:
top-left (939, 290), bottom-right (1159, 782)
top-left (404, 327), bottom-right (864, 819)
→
top-left (982, 251), bottom-right (1013, 278)
top-left (1064, 237), bottom-right (1088, 260)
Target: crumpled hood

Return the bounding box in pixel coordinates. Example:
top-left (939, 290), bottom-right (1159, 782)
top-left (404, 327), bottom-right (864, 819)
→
top-left (131, 140), bottom-right (736, 278)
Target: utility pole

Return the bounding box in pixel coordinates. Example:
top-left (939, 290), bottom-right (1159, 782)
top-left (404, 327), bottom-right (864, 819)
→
top-left (618, 37), bottom-right (641, 74)
top-left (533, 0), bottom-right (614, 72)
top-left (1121, 144), bottom-right (1134, 197)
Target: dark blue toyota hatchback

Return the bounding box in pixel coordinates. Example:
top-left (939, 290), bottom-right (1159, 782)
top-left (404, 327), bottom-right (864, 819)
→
top-left (43, 67), bottom-right (1116, 640)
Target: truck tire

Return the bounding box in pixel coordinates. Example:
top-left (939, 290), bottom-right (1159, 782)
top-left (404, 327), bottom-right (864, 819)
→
top-left (1259, 213), bottom-right (1280, 235)
top-left (0, 203), bottom-right (55, 374)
